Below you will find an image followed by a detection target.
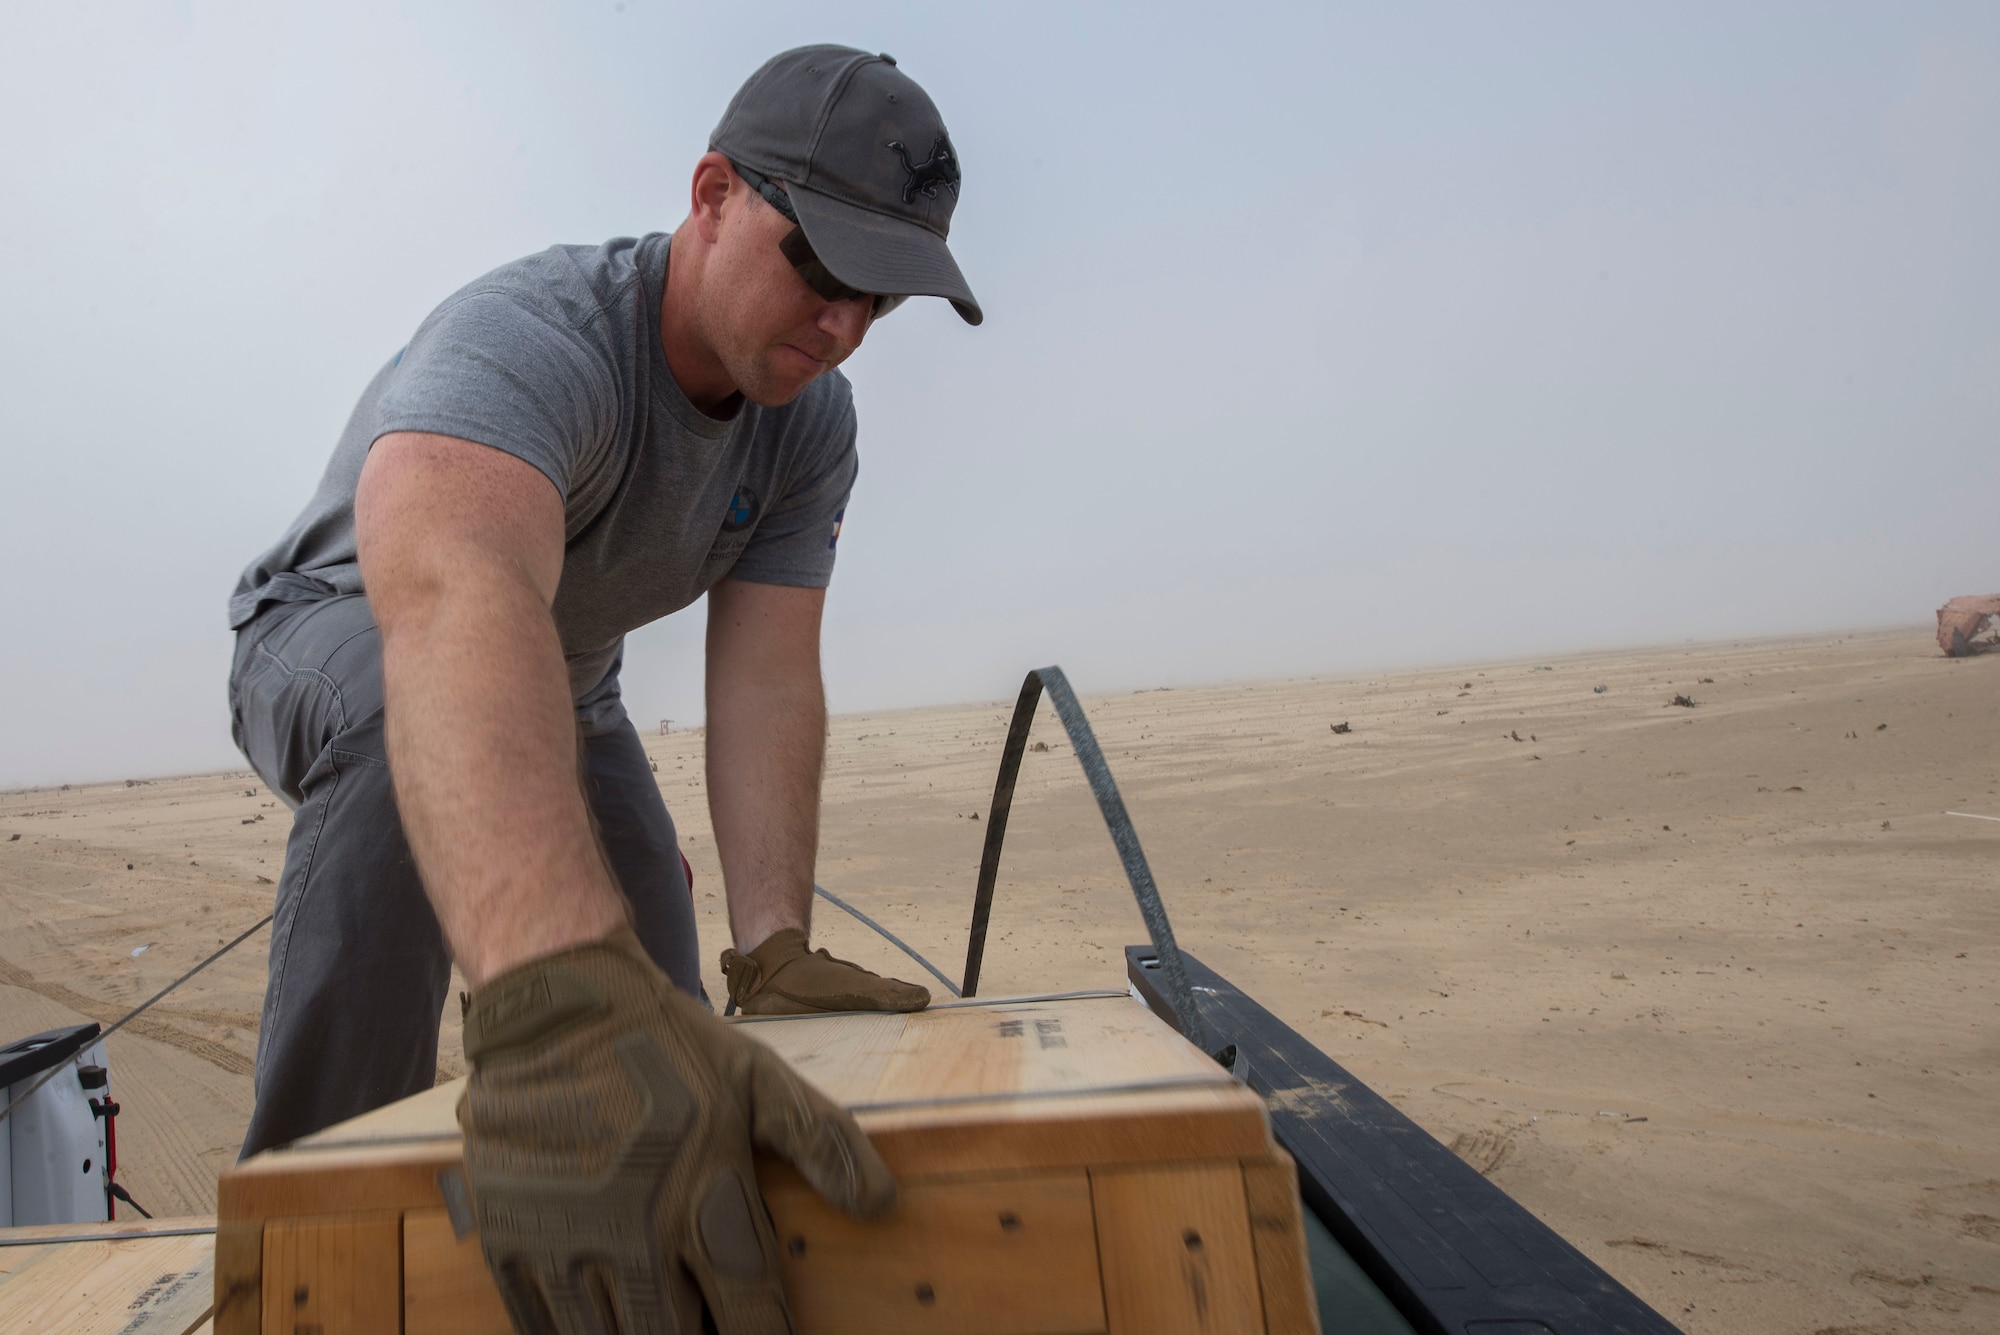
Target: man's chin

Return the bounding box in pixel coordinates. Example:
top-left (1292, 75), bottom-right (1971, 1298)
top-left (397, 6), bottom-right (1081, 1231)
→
top-left (741, 382), bottom-right (810, 409)
top-left (737, 361), bottom-right (825, 408)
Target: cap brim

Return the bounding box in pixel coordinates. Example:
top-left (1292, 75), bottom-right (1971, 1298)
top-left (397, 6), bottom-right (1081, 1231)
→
top-left (787, 183), bottom-right (983, 326)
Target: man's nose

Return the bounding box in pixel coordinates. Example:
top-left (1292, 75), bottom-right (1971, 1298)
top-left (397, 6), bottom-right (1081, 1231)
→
top-left (818, 297), bottom-right (872, 353)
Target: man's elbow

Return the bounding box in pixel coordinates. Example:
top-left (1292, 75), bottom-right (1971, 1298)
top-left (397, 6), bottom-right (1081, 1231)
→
top-left (355, 436), bottom-right (565, 635)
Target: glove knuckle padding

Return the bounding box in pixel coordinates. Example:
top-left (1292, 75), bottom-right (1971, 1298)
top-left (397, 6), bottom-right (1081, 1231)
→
top-left (460, 932), bottom-right (806, 1335)
top-left (470, 1036), bottom-right (700, 1334)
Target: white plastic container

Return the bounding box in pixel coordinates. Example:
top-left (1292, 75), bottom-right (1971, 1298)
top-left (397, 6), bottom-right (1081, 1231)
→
top-left (0, 1024), bottom-right (113, 1227)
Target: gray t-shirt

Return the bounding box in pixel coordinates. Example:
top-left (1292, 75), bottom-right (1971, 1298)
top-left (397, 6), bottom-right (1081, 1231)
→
top-left (230, 233), bottom-right (857, 731)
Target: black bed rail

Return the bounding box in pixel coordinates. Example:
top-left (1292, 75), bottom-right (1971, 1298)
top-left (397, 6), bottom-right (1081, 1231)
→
top-left (1126, 946), bottom-right (1683, 1335)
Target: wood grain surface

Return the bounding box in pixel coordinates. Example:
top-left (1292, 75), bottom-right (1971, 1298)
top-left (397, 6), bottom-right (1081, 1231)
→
top-left (0, 1218), bottom-right (215, 1334)
top-left (760, 1164), bottom-right (1107, 1335)
top-left (1240, 1153), bottom-right (1320, 1335)
top-left (259, 1212), bottom-right (400, 1335)
top-left (1092, 1162), bottom-right (1263, 1335)
top-left (402, 1207), bottom-right (511, 1335)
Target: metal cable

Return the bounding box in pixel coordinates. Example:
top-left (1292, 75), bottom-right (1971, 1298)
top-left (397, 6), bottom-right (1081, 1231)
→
top-left (0, 914), bottom-right (273, 1127)
top-left (721, 883), bottom-right (961, 1017)
top-left (812, 884), bottom-right (961, 997)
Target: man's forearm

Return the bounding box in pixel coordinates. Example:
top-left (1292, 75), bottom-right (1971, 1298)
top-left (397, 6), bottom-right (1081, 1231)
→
top-left (377, 573), bottom-right (627, 984)
top-left (704, 581), bottom-right (828, 951)
top-left (357, 432), bottom-right (627, 988)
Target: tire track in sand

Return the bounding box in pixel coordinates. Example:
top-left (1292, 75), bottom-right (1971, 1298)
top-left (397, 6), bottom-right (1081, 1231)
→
top-left (0, 956), bottom-right (255, 1077)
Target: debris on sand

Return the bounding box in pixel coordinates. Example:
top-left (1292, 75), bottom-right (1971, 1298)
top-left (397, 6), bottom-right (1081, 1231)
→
top-left (1668, 694), bottom-right (1698, 708)
top-left (1593, 684), bottom-right (1607, 694)
top-left (1936, 593), bottom-right (2000, 656)
top-left (1030, 741), bottom-right (1050, 752)
top-left (1330, 722), bottom-right (1352, 734)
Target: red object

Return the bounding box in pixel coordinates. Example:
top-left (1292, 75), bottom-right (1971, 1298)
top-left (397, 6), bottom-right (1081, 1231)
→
top-left (1937, 594), bottom-right (2000, 656)
top-left (90, 1095), bottom-right (122, 1220)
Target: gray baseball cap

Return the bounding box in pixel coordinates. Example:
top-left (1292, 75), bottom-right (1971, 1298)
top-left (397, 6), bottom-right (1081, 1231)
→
top-left (711, 45), bottom-right (982, 326)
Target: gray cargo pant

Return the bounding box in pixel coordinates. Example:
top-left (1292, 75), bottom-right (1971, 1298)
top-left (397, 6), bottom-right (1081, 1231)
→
top-left (228, 593), bottom-right (701, 1157)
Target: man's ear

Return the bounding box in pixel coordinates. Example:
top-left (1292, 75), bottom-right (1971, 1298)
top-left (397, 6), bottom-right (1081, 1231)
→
top-left (689, 151), bottom-right (737, 246)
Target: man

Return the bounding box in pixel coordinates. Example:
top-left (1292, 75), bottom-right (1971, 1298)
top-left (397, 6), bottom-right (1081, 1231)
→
top-left (226, 46), bottom-right (979, 1328)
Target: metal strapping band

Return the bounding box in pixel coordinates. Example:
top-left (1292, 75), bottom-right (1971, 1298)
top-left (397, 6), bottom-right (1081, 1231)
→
top-left (960, 667), bottom-right (1210, 1054)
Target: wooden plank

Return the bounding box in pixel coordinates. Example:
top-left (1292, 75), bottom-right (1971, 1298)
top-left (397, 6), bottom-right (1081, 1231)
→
top-left (229, 1076), bottom-right (1266, 1189)
top-left (220, 1138), bottom-right (459, 1222)
top-left (402, 1208), bottom-right (511, 1335)
top-left (289, 1081), bottom-right (461, 1150)
top-left (745, 1008), bottom-right (908, 1098)
top-left (742, 995), bottom-right (1232, 1109)
top-left (860, 1085), bottom-right (1271, 1177)
top-left (0, 1223), bottom-right (214, 1334)
top-left (213, 1218), bottom-right (263, 1335)
top-left (399, 1170), bottom-right (1113, 1335)
top-left (1091, 1162), bottom-right (1264, 1335)
top-left (221, 995), bottom-right (1268, 1210)
top-left (259, 1213), bottom-right (401, 1335)
top-left (222, 1081), bottom-right (461, 1224)
top-left (759, 1163), bottom-right (1106, 1335)
top-left (1240, 1154), bottom-right (1319, 1335)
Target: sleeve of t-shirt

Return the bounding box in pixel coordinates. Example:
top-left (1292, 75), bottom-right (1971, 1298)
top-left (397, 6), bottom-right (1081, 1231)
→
top-left (370, 290), bottom-right (617, 502)
top-left (726, 397), bottom-right (859, 589)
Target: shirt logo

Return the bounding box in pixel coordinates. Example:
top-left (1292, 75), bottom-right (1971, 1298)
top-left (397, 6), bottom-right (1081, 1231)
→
top-left (828, 508), bottom-right (845, 551)
top-left (721, 486), bottom-right (761, 534)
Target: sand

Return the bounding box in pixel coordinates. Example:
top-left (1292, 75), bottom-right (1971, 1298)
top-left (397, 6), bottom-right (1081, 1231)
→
top-left (2, 626), bottom-right (1995, 1333)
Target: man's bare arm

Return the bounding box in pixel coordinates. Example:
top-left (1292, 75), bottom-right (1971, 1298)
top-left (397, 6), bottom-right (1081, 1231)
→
top-left (355, 431), bottom-right (626, 986)
top-left (704, 578), bottom-right (828, 951)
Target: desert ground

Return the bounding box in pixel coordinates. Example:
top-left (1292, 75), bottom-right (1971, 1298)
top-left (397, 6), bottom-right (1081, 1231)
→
top-left (1, 626), bottom-right (1994, 1333)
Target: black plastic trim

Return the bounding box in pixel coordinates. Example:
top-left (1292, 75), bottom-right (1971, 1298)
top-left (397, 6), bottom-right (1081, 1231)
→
top-left (0, 1024), bottom-right (102, 1091)
top-left (1126, 947), bottom-right (1681, 1335)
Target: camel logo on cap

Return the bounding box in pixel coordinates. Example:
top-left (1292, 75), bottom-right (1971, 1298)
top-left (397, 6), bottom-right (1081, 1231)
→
top-left (887, 134), bottom-right (959, 204)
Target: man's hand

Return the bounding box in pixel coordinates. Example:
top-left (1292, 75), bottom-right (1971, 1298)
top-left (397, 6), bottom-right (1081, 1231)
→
top-left (460, 926), bottom-right (895, 1333)
top-left (720, 929), bottom-right (929, 1016)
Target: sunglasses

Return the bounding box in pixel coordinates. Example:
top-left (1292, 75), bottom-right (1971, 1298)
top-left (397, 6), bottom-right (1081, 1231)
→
top-left (734, 163), bottom-right (907, 319)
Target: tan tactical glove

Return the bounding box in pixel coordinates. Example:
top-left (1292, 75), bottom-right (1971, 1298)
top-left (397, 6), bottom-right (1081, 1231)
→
top-left (458, 926), bottom-right (896, 1335)
top-left (719, 928), bottom-right (931, 1016)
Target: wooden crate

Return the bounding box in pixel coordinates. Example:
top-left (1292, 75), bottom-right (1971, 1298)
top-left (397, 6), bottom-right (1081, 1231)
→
top-left (217, 992), bottom-right (1318, 1334)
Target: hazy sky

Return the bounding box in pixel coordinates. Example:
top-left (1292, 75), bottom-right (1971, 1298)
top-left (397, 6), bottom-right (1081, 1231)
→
top-left (2, 2), bottom-right (1995, 787)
